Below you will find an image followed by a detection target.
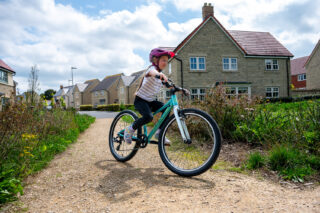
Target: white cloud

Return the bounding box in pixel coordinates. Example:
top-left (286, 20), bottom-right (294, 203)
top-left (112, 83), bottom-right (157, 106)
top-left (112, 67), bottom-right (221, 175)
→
top-left (162, 0), bottom-right (320, 57)
top-left (0, 0), bottom-right (196, 92)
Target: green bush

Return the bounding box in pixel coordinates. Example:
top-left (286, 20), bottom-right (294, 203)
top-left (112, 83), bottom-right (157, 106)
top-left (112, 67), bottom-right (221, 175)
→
top-left (246, 152), bottom-right (265, 170)
top-left (80, 105), bottom-right (93, 111)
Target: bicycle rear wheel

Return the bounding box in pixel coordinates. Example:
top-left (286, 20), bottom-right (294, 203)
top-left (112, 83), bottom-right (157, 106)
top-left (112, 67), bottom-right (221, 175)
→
top-left (158, 108), bottom-right (221, 177)
top-left (109, 110), bottom-right (140, 162)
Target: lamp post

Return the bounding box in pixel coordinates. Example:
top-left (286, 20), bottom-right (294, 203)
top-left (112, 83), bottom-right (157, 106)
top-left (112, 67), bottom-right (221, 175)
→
top-left (71, 67), bottom-right (77, 109)
top-left (71, 67), bottom-right (77, 86)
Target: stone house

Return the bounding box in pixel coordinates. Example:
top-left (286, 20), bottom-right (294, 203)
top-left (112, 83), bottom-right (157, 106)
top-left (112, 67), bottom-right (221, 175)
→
top-left (54, 85), bottom-right (73, 108)
top-left (0, 59), bottom-right (16, 111)
top-left (91, 74), bottom-right (122, 107)
top-left (117, 70), bottom-right (145, 104)
top-left (305, 40), bottom-right (320, 90)
top-left (72, 83), bottom-right (88, 109)
top-left (160, 3), bottom-right (293, 101)
top-left (291, 56), bottom-right (308, 90)
top-left (82, 79), bottom-right (100, 105)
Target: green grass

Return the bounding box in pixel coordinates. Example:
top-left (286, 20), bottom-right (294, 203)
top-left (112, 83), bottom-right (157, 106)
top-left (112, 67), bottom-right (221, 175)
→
top-left (0, 113), bottom-right (95, 205)
top-left (246, 152), bottom-right (265, 170)
top-left (268, 145), bottom-right (316, 182)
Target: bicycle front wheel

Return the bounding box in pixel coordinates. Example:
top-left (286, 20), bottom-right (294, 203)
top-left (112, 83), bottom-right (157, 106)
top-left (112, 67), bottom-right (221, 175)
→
top-left (158, 108), bottom-right (222, 177)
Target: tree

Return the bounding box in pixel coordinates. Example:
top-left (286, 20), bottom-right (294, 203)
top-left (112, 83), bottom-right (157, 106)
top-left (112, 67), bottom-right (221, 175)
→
top-left (27, 65), bottom-right (40, 106)
top-left (44, 89), bottom-right (56, 100)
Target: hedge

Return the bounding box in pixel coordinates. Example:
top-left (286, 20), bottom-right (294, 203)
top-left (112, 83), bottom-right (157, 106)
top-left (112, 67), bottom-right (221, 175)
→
top-left (263, 95), bottom-right (320, 103)
top-left (80, 104), bottom-right (135, 112)
top-left (80, 105), bottom-right (93, 111)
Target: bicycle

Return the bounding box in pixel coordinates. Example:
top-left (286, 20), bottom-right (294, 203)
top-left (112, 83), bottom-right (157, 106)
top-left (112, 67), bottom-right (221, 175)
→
top-left (109, 77), bottom-right (222, 177)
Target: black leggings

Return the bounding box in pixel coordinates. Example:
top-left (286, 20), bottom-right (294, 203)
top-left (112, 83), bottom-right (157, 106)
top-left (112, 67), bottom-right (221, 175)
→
top-left (132, 95), bottom-right (169, 130)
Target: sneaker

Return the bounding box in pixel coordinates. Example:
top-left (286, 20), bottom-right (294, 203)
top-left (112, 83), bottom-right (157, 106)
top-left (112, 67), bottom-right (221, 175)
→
top-left (155, 129), bottom-right (171, 146)
top-left (124, 125), bottom-right (135, 144)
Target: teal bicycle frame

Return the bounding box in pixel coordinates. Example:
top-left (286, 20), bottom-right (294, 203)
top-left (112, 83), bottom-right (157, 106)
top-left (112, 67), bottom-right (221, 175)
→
top-left (119, 92), bottom-right (191, 144)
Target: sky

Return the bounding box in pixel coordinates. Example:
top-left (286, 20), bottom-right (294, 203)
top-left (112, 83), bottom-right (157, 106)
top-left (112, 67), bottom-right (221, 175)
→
top-left (0, 0), bottom-right (319, 93)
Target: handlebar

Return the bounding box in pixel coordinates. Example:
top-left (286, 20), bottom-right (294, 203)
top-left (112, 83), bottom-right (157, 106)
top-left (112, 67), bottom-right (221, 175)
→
top-left (155, 74), bottom-right (189, 96)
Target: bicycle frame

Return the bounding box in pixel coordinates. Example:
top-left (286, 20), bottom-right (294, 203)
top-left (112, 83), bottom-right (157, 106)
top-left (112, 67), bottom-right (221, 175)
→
top-left (119, 93), bottom-right (191, 144)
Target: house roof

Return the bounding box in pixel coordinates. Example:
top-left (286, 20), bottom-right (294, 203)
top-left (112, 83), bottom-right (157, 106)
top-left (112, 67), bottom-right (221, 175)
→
top-left (291, 56), bottom-right (309, 75)
top-left (305, 39), bottom-right (320, 67)
top-left (54, 86), bottom-right (72, 97)
top-left (76, 83), bottom-right (88, 92)
top-left (130, 70), bottom-right (145, 86)
top-left (0, 59), bottom-right (15, 73)
top-left (121, 75), bottom-right (135, 86)
top-left (91, 73), bottom-right (122, 92)
top-left (173, 15), bottom-right (293, 57)
top-left (228, 30), bottom-right (293, 57)
top-left (83, 79), bottom-right (99, 92)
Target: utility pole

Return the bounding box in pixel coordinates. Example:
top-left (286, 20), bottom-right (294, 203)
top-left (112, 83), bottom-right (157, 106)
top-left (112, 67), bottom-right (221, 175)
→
top-left (71, 67), bottom-right (77, 86)
top-left (71, 67), bottom-right (77, 109)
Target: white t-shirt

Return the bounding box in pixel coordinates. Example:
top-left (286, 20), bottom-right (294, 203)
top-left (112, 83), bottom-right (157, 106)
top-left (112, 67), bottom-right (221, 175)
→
top-left (136, 66), bottom-right (163, 102)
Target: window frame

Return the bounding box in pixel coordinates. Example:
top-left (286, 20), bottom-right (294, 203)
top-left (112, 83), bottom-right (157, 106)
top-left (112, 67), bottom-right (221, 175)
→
top-left (222, 57), bottom-right (238, 71)
top-left (191, 88), bottom-right (206, 100)
top-left (266, 87), bottom-right (279, 98)
top-left (0, 70), bottom-right (8, 83)
top-left (189, 57), bottom-right (206, 71)
top-left (298, 74), bottom-right (306, 81)
top-left (265, 59), bottom-right (279, 71)
top-left (224, 85), bottom-right (251, 98)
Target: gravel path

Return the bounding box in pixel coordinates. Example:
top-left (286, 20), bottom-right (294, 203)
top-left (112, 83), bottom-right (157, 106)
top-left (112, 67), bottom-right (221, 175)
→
top-left (3, 119), bottom-right (320, 213)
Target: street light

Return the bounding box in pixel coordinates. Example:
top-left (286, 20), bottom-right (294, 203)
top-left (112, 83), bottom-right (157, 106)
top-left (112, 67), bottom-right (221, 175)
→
top-left (71, 67), bottom-right (77, 86)
top-left (71, 67), bottom-right (77, 109)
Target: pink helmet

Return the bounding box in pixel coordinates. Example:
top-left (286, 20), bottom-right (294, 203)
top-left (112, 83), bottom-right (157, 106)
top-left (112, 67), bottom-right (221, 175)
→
top-left (149, 48), bottom-right (175, 71)
top-left (149, 48), bottom-right (175, 62)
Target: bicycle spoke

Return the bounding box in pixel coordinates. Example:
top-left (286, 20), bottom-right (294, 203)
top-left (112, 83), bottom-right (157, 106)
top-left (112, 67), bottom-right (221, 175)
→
top-left (162, 112), bottom-right (216, 171)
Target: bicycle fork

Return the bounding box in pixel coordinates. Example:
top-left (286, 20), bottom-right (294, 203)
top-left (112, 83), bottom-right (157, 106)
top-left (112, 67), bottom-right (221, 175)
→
top-left (173, 106), bottom-right (192, 144)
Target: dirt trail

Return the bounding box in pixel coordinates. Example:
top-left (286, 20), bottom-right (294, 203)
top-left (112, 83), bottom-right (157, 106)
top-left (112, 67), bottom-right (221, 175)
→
top-left (3, 119), bottom-right (320, 213)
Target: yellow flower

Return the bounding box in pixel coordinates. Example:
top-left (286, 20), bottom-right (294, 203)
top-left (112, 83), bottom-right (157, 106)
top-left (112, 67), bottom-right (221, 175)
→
top-left (19, 153), bottom-right (24, 157)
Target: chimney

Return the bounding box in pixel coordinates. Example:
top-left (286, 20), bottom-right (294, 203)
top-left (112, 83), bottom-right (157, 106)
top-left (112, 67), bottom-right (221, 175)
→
top-left (202, 2), bottom-right (214, 20)
top-left (60, 85), bottom-right (63, 89)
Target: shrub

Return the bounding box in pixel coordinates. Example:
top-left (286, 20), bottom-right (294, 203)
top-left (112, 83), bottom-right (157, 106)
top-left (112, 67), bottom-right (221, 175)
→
top-left (185, 85), bottom-right (260, 140)
top-left (80, 105), bottom-right (93, 111)
top-left (246, 152), bottom-right (265, 170)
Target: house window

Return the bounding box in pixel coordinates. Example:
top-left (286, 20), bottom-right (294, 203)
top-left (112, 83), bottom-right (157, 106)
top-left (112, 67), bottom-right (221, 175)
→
top-left (298, 74), bottom-right (306, 81)
top-left (190, 57), bottom-right (206, 70)
top-left (266, 87), bottom-right (279, 98)
top-left (120, 87), bottom-right (124, 94)
top-left (265, 59), bottom-right (279, 70)
top-left (169, 63), bottom-right (172, 75)
top-left (95, 91), bottom-right (99, 97)
top-left (99, 99), bottom-right (106, 105)
top-left (223, 58), bottom-right (238, 71)
top-left (225, 86), bottom-right (250, 98)
top-left (0, 70), bottom-right (8, 83)
top-left (191, 88), bottom-right (206, 100)
top-left (100, 90), bottom-right (104, 95)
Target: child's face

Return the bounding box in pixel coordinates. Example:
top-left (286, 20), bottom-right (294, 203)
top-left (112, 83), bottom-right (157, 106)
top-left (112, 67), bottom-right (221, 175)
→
top-left (158, 55), bottom-right (169, 70)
